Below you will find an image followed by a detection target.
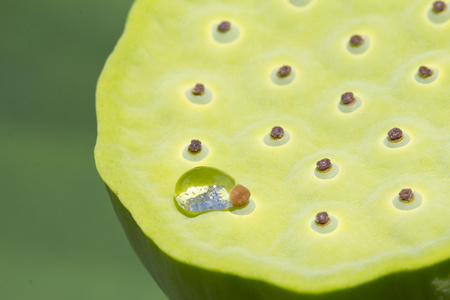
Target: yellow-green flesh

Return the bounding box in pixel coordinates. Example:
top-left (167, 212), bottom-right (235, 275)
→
top-left (95, 0), bottom-right (450, 294)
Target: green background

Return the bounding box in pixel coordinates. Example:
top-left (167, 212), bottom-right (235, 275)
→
top-left (0, 1), bottom-right (167, 299)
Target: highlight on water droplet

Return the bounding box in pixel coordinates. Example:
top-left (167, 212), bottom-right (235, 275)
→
top-left (310, 211), bottom-right (339, 234)
top-left (174, 166), bottom-right (254, 217)
top-left (392, 189), bottom-right (423, 211)
top-left (212, 21), bottom-right (240, 44)
top-left (346, 35), bottom-right (371, 55)
top-left (185, 83), bottom-right (213, 105)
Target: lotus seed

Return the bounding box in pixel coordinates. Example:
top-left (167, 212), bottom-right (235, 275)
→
top-left (270, 126), bottom-right (284, 140)
top-left (316, 158), bottom-right (332, 172)
top-left (315, 212), bottom-right (330, 226)
top-left (349, 35), bottom-right (364, 46)
top-left (341, 92), bottom-right (356, 105)
top-left (191, 83), bottom-right (205, 96)
top-left (433, 1), bottom-right (447, 12)
top-left (229, 184), bottom-right (251, 207)
top-left (217, 21), bottom-right (231, 33)
top-left (188, 139), bottom-right (202, 154)
top-left (388, 128), bottom-right (403, 142)
top-left (418, 66), bottom-right (433, 78)
top-left (277, 65), bottom-right (292, 78)
top-left (399, 188), bottom-right (414, 202)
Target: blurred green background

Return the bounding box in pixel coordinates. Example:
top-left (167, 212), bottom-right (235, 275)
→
top-left (0, 1), bottom-right (168, 299)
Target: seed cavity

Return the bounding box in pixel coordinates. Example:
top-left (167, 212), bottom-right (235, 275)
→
top-left (314, 159), bottom-right (339, 179)
top-left (392, 189), bottom-right (423, 211)
top-left (270, 65), bottom-right (296, 86)
top-left (399, 188), bottom-right (414, 202)
top-left (212, 21), bottom-right (240, 43)
top-left (433, 1), bottom-right (447, 13)
top-left (229, 184), bottom-right (251, 207)
top-left (427, 1), bottom-right (450, 24)
top-left (270, 126), bottom-right (284, 140)
top-left (183, 140), bottom-right (209, 162)
top-left (188, 139), bottom-right (202, 154)
top-left (388, 127), bottom-right (403, 143)
top-left (311, 212), bottom-right (338, 234)
top-left (277, 65), bottom-right (292, 78)
top-left (414, 66), bottom-right (439, 84)
top-left (349, 35), bottom-right (364, 46)
top-left (383, 128), bottom-right (410, 148)
top-left (263, 126), bottom-right (290, 147)
top-left (191, 83), bottom-right (205, 96)
top-left (346, 35), bottom-right (370, 55)
top-left (217, 21), bottom-right (231, 32)
top-left (419, 66), bottom-right (433, 78)
top-left (185, 84), bottom-right (213, 105)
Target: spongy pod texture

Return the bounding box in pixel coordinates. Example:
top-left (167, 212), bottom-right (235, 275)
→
top-left (95, 0), bottom-right (450, 299)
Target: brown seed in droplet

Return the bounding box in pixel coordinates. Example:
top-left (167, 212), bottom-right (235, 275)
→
top-left (349, 35), bottom-right (364, 46)
top-left (388, 127), bottom-right (403, 142)
top-left (277, 65), bottom-right (292, 78)
top-left (399, 188), bottom-right (414, 202)
top-left (316, 158), bottom-right (332, 172)
top-left (270, 126), bottom-right (284, 139)
top-left (191, 83), bottom-right (205, 95)
top-left (418, 66), bottom-right (433, 78)
top-left (229, 184), bottom-right (251, 207)
top-left (217, 21), bottom-right (231, 33)
top-left (188, 139), bottom-right (202, 154)
top-left (433, 1), bottom-right (447, 12)
top-left (341, 92), bottom-right (356, 105)
top-left (315, 211), bottom-right (330, 226)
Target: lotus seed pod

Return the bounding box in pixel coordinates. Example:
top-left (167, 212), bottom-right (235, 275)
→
top-left (95, 0), bottom-right (450, 299)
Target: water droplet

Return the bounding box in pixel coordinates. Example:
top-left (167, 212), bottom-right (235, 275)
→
top-left (174, 167), bottom-right (253, 216)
